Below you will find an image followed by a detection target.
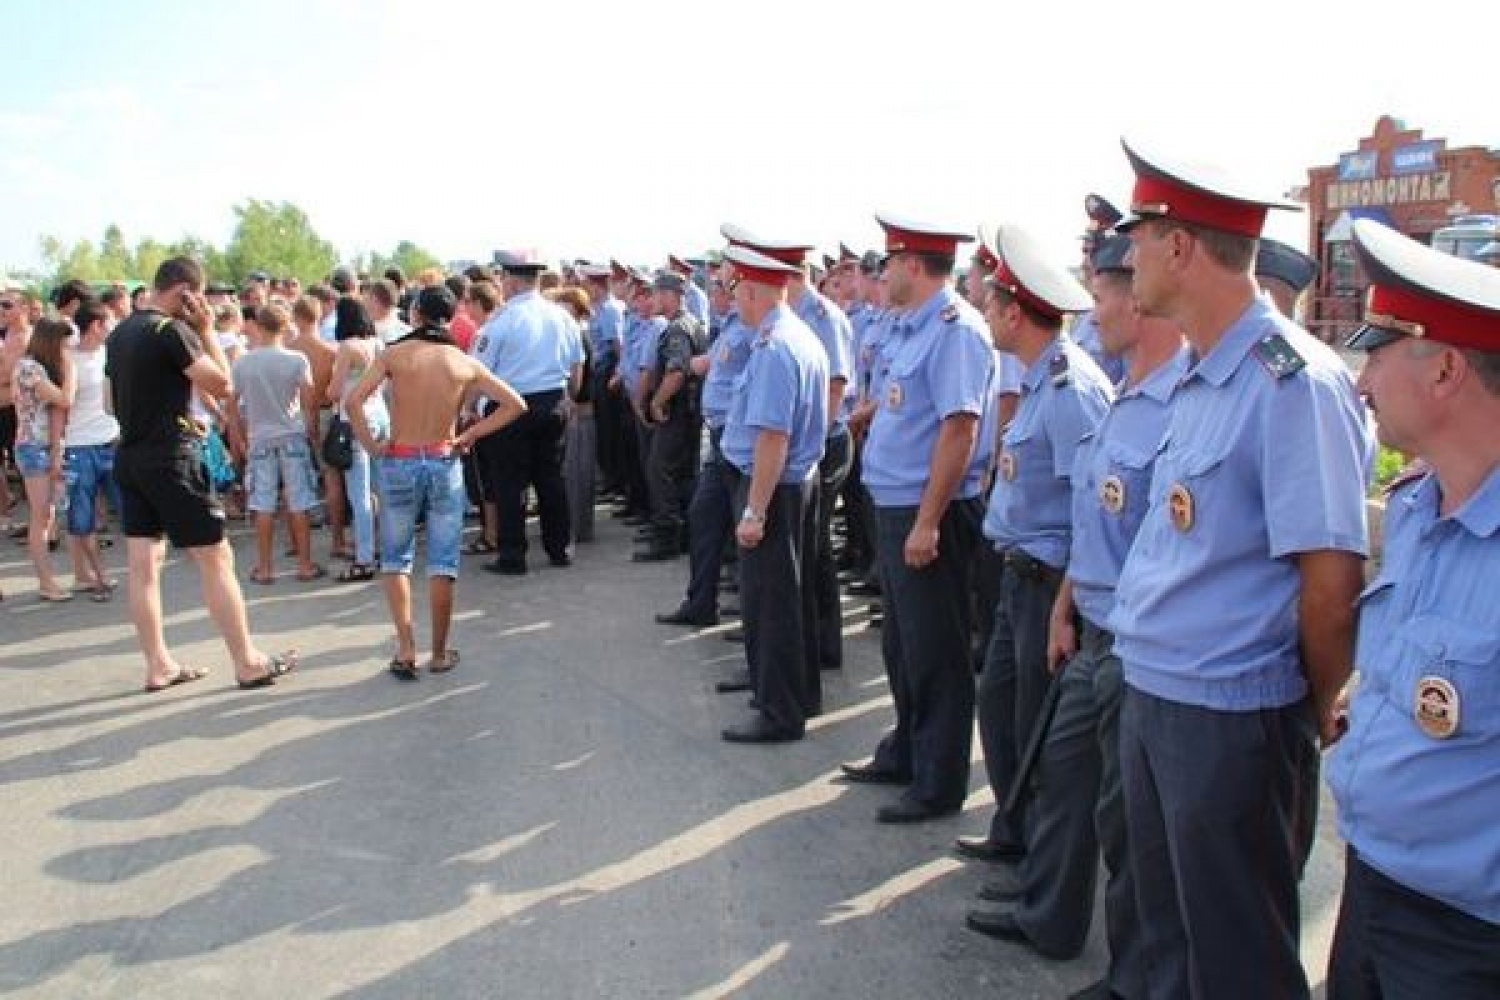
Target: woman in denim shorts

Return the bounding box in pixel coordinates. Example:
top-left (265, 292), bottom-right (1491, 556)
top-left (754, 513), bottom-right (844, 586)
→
top-left (63, 303), bottom-right (122, 599)
top-left (13, 319), bottom-right (73, 602)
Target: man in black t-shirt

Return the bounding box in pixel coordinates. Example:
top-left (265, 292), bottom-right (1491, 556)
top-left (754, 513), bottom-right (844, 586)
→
top-left (107, 257), bottom-right (296, 693)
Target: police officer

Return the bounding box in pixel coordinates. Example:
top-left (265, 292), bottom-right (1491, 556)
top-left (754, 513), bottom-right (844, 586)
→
top-left (718, 245), bottom-right (830, 744)
top-left (1324, 220), bottom-right (1500, 1000)
top-left (965, 234), bottom-right (1186, 1000)
top-left (635, 272), bottom-right (706, 561)
top-left (668, 255), bottom-right (711, 329)
top-left (1070, 195), bottom-right (1129, 385)
top-left (962, 226), bottom-right (1113, 863)
top-left (839, 214), bottom-right (997, 823)
top-left (615, 268), bottom-right (666, 527)
top-left (582, 264), bottom-right (627, 499)
top-left (1109, 138), bottom-right (1372, 1000)
top-left (473, 251), bottom-right (585, 574)
top-left (1255, 237), bottom-right (1319, 321)
top-left (840, 250), bottom-right (889, 592)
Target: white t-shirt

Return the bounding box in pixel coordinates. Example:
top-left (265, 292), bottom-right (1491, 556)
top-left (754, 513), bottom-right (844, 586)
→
top-left (65, 346), bottom-right (121, 447)
top-left (375, 315), bottom-right (410, 346)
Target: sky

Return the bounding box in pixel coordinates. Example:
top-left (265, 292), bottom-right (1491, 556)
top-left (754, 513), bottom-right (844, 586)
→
top-left (2, 0), bottom-right (1497, 276)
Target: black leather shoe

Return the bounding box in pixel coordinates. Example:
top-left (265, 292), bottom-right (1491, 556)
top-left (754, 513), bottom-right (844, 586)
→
top-left (484, 559), bottom-right (527, 576)
top-left (548, 553), bottom-right (572, 568)
top-left (838, 762), bottom-right (911, 786)
top-left (965, 908), bottom-right (1027, 943)
top-left (632, 546), bottom-right (679, 563)
top-left (714, 672), bottom-right (751, 694)
top-left (656, 606), bottom-right (719, 627)
top-left (953, 836), bottom-right (1026, 863)
top-left (1066, 980), bottom-right (1123, 1000)
top-left (977, 879), bottom-right (1023, 904)
top-left (723, 627), bottom-right (744, 643)
top-left (876, 798), bottom-right (960, 824)
top-left (721, 717), bottom-right (802, 744)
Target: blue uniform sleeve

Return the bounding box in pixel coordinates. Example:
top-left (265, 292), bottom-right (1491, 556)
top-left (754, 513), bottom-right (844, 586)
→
top-left (1260, 368), bottom-right (1373, 558)
top-left (742, 347), bottom-right (796, 436)
top-left (927, 324), bottom-right (993, 420)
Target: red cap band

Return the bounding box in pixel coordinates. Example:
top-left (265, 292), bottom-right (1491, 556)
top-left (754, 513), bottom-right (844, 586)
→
top-left (990, 260), bottom-right (1063, 320)
top-left (1130, 174), bottom-right (1269, 239)
top-left (1365, 283), bottom-right (1500, 352)
top-left (885, 228), bottom-right (961, 256)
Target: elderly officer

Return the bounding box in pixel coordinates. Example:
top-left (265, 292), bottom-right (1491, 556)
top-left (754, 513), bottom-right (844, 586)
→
top-left (1324, 220), bottom-right (1500, 1000)
top-left (473, 251), bottom-right (584, 574)
top-left (635, 272), bottom-right (706, 561)
top-left (1255, 237), bottom-right (1320, 321)
top-left (718, 245), bottom-right (829, 743)
top-left (840, 214), bottom-right (998, 822)
top-left (966, 235), bottom-right (1187, 1000)
top-left (1108, 138), bottom-right (1372, 1000)
top-left (960, 227), bottom-right (1113, 863)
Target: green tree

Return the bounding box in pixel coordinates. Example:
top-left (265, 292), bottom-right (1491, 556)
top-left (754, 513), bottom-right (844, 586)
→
top-left (223, 199), bottom-right (337, 285)
top-left (98, 224), bottom-right (134, 279)
top-left (370, 239), bottom-right (442, 281)
top-left (39, 234), bottom-right (103, 282)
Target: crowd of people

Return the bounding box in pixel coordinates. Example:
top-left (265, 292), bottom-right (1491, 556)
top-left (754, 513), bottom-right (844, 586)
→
top-left (1, 133), bottom-right (1496, 1000)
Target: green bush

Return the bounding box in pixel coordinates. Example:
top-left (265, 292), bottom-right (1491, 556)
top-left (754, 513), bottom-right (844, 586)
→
top-left (1372, 447), bottom-right (1407, 493)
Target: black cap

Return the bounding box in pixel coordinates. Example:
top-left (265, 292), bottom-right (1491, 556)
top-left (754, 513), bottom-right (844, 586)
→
top-left (1090, 234), bottom-right (1133, 275)
top-left (1255, 239), bottom-right (1319, 294)
top-left (1084, 193), bottom-right (1124, 231)
top-left (859, 250), bottom-right (886, 275)
top-left (653, 272), bottom-right (687, 294)
top-left (206, 281), bottom-right (236, 295)
top-left (414, 285), bottom-right (456, 324)
top-left (248, 270), bottom-right (270, 283)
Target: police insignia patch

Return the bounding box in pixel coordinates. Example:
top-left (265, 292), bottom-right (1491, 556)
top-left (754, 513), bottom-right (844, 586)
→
top-left (1049, 351), bottom-right (1071, 388)
top-left (1253, 333), bottom-right (1306, 380)
top-left (886, 381), bottom-right (903, 410)
top-left (940, 305), bottom-right (959, 323)
top-left (1414, 676), bottom-right (1460, 739)
top-left (1167, 483), bottom-right (1194, 531)
top-left (475, 335), bottom-right (488, 354)
top-left (1099, 475), bottom-right (1125, 514)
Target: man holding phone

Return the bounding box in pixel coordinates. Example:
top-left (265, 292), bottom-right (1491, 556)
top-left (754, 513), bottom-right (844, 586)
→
top-left (107, 257), bottom-right (295, 693)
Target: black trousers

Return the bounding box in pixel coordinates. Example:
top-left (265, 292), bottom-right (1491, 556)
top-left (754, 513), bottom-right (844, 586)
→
top-left (1120, 687), bottom-right (1314, 1000)
top-left (619, 405), bottom-right (649, 515)
top-left (481, 389), bottom-right (571, 564)
top-left (869, 499), bottom-right (981, 811)
top-left (813, 427), bottom-right (853, 670)
top-left (731, 469), bottom-right (817, 735)
top-left (839, 437), bottom-right (875, 577)
top-left (645, 409), bottom-right (701, 538)
top-left (1328, 848), bottom-right (1500, 1000)
top-left (683, 428), bottom-right (733, 619)
top-left (592, 361), bottom-right (622, 492)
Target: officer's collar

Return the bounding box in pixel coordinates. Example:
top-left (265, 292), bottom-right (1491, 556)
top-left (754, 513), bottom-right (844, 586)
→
top-left (509, 289), bottom-right (540, 304)
top-left (903, 285), bottom-right (956, 332)
top-left (1021, 337), bottom-right (1066, 392)
top-left (1411, 466), bottom-right (1500, 539)
top-left (758, 302), bottom-right (790, 336)
top-left (1188, 296), bottom-right (1280, 388)
top-left (1121, 343), bottom-right (1192, 403)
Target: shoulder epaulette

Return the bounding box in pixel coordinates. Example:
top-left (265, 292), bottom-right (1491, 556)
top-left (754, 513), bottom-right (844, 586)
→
top-left (1252, 332), bottom-right (1306, 380)
top-left (940, 304), bottom-right (958, 323)
top-left (1049, 349), bottom-right (1071, 388)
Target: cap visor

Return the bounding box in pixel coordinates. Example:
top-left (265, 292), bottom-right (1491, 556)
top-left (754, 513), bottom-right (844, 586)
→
top-left (1344, 324), bottom-right (1405, 352)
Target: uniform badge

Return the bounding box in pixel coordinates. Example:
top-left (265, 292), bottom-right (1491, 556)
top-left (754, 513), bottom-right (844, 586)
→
top-left (1252, 333), bottom-right (1306, 380)
top-left (999, 451), bottom-right (1017, 482)
top-left (886, 381), bottom-right (903, 411)
top-left (940, 304), bottom-right (959, 323)
top-left (1414, 676), bottom-right (1460, 739)
top-left (475, 335), bottom-right (489, 354)
top-left (1099, 475), bottom-right (1125, 514)
top-left (1049, 351), bottom-right (1071, 388)
top-left (1167, 483), bottom-right (1194, 532)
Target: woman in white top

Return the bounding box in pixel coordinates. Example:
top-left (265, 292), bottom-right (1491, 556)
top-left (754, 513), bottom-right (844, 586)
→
top-left (328, 297), bottom-right (388, 581)
top-left (64, 302), bottom-right (121, 599)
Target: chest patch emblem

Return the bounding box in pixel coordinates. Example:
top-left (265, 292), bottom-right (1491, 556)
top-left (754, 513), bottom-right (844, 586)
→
top-left (1414, 676), bottom-right (1460, 739)
top-left (1167, 483), bottom-right (1194, 532)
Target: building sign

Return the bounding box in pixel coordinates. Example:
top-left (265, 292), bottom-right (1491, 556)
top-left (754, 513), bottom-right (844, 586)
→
top-left (1338, 150), bottom-right (1379, 180)
top-left (1391, 140), bottom-right (1441, 176)
top-left (1326, 172), bottom-right (1451, 210)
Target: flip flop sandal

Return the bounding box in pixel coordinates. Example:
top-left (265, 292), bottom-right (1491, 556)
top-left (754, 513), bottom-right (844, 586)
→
top-left (237, 652), bottom-right (298, 690)
top-left (296, 565), bottom-right (327, 582)
top-left (89, 587), bottom-right (113, 603)
top-left (388, 658), bottom-right (419, 681)
top-left (38, 591), bottom-right (74, 603)
top-left (248, 571), bottom-right (276, 586)
top-left (337, 563), bottom-right (376, 582)
top-left (144, 666), bottom-right (209, 693)
top-left (463, 538), bottom-right (496, 555)
top-left (428, 650), bottom-right (461, 674)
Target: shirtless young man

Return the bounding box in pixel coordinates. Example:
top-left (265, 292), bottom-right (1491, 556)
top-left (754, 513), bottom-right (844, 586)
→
top-left (344, 286), bottom-right (526, 679)
top-left (288, 296), bottom-right (343, 555)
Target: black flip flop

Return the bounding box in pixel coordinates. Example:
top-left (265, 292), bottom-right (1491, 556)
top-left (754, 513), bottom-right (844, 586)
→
top-left (428, 650), bottom-right (460, 674)
top-left (237, 652), bottom-right (297, 690)
top-left (144, 666), bottom-right (209, 693)
top-left (389, 658), bottom-right (419, 681)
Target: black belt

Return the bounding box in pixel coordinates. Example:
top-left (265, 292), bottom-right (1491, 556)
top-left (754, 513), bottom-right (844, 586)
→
top-left (1003, 548), bottom-right (1064, 587)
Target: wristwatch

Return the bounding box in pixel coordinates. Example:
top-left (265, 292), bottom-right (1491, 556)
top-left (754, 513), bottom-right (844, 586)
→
top-left (740, 506), bottom-right (764, 524)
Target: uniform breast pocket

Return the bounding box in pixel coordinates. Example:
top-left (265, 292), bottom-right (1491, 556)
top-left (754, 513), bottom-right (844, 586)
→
top-left (1099, 439), bottom-right (1154, 532)
top-left (885, 359), bottom-right (924, 414)
top-left (1156, 439), bottom-right (1232, 535)
top-left (1394, 616), bottom-right (1500, 741)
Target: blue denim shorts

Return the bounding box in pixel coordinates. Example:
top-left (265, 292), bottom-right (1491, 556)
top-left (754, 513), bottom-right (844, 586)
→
top-left (15, 442), bottom-right (51, 478)
top-left (63, 443), bottom-right (119, 536)
top-left (245, 436), bottom-right (320, 514)
top-left (378, 453), bottom-right (465, 578)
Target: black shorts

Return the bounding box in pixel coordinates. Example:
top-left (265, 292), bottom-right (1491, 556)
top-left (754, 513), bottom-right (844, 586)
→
top-left (114, 443), bottom-right (225, 548)
top-left (0, 404), bottom-right (15, 463)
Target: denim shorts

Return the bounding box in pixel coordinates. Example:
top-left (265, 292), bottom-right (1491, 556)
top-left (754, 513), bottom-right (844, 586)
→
top-left (15, 442), bottom-right (51, 478)
top-left (378, 453), bottom-right (465, 578)
top-left (63, 443), bottom-right (119, 536)
top-left (245, 436), bottom-right (320, 514)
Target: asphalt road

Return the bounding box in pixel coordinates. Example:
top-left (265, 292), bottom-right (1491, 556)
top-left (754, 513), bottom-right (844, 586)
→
top-left (0, 510), bottom-right (1345, 998)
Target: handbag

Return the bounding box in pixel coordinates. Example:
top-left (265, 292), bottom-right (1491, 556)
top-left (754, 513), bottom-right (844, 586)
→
top-left (321, 414), bottom-right (355, 471)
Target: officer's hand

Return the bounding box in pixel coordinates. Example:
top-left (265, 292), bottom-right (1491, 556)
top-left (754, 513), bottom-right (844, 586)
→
top-left (736, 519), bottom-right (763, 550)
top-left (1047, 614), bottom-right (1077, 675)
top-left (1318, 690), bottom-right (1351, 749)
top-left (650, 402), bottom-right (666, 425)
top-left (904, 523), bottom-right (939, 569)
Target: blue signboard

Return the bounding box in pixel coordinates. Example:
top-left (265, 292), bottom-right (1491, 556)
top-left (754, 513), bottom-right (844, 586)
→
top-left (1338, 150), bottom-right (1379, 180)
top-left (1391, 141), bottom-right (1440, 176)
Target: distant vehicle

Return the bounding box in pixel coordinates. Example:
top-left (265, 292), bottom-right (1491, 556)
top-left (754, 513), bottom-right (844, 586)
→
top-left (1430, 214), bottom-right (1500, 261)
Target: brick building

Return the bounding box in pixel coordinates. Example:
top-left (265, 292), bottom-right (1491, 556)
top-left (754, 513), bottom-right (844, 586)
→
top-left (1304, 116), bottom-right (1500, 338)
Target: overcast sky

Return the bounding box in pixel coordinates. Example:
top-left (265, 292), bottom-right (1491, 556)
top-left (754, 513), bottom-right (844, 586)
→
top-left (2, 0), bottom-right (1495, 274)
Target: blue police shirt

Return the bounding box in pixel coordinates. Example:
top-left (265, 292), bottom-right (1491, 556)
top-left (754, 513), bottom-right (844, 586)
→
top-left (473, 290), bottom-right (583, 395)
top-left (982, 338), bottom-right (1114, 567)
top-left (590, 295), bottom-right (626, 361)
top-left (1326, 469), bottom-right (1500, 924)
top-left (684, 281), bottom-right (710, 329)
top-left (700, 309), bottom-right (753, 431)
top-left (719, 303), bottom-right (829, 484)
top-left (1072, 310), bottom-right (1126, 385)
top-left (793, 286), bottom-right (854, 426)
top-left (1067, 346), bottom-right (1190, 627)
top-left (855, 308), bottom-right (894, 402)
top-left (862, 286), bottom-right (996, 507)
top-left (1108, 298), bottom-right (1373, 710)
top-left (621, 314), bottom-right (666, 398)
top-left (995, 350), bottom-right (1025, 397)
